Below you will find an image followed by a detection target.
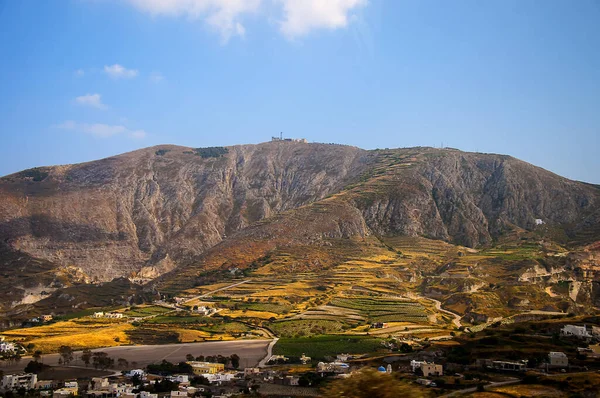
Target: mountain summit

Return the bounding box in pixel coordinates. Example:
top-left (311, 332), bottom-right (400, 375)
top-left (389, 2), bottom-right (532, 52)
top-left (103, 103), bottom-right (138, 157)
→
top-left (1, 141), bottom-right (598, 314)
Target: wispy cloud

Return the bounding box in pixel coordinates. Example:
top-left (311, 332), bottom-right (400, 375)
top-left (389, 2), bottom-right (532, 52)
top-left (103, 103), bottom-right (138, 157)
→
top-left (150, 72), bottom-right (165, 83)
top-left (55, 120), bottom-right (147, 139)
top-left (75, 69), bottom-right (85, 77)
top-left (74, 93), bottom-right (107, 110)
top-left (104, 64), bottom-right (139, 79)
top-left (124, 0), bottom-right (261, 42)
top-left (278, 0), bottom-right (367, 38)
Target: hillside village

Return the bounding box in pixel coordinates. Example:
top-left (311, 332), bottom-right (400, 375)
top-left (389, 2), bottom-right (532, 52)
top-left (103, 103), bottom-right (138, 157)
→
top-left (3, 311), bottom-right (600, 397)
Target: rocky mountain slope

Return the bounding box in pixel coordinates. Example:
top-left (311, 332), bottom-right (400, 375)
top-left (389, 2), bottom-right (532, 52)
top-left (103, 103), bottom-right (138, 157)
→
top-left (0, 142), bottom-right (599, 312)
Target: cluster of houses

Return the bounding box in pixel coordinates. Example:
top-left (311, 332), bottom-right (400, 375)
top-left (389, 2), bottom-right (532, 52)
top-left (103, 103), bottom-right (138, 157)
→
top-left (560, 324), bottom-right (600, 340)
top-left (93, 312), bottom-right (124, 319)
top-left (0, 336), bottom-right (16, 355)
top-left (26, 315), bottom-right (53, 324)
top-left (193, 306), bottom-right (217, 316)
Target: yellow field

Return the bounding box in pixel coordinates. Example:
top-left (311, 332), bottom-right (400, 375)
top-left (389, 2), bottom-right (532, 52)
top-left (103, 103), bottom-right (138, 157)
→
top-left (2, 321), bottom-right (133, 353)
top-left (174, 328), bottom-right (212, 343)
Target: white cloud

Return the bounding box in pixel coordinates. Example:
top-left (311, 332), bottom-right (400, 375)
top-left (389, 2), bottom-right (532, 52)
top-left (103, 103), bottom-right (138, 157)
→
top-left (121, 0), bottom-right (368, 41)
top-left (278, 0), bottom-right (367, 38)
top-left (56, 120), bottom-right (147, 139)
top-left (104, 64), bottom-right (139, 79)
top-left (150, 72), bottom-right (165, 83)
top-left (123, 0), bottom-right (261, 41)
top-left (75, 93), bottom-right (107, 110)
top-left (75, 69), bottom-right (85, 77)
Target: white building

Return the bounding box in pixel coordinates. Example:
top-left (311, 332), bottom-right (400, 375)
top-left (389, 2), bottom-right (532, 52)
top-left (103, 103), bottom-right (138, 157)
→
top-left (549, 352), bottom-right (569, 367)
top-left (126, 369), bottom-right (146, 378)
top-left (168, 375), bottom-right (189, 384)
top-left (1, 374), bottom-right (38, 391)
top-left (0, 341), bottom-right (16, 353)
top-left (410, 360), bottom-right (443, 377)
top-left (560, 325), bottom-right (592, 339)
top-left (91, 378), bottom-right (110, 390)
top-left (317, 362), bottom-right (350, 374)
top-left (140, 392), bottom-right (158, 398)
top-left (170, 392), bottom-right (187, 398)
top-left (202, 373), bottom-right (235, 384)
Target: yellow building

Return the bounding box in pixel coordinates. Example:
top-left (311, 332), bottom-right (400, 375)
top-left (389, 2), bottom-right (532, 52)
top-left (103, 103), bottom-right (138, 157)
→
top-left (186, 361), bottom-right (225, 375)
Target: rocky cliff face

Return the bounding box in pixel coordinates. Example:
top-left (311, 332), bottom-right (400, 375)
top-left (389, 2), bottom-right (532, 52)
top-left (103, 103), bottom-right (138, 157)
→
top-left (0, 142), bottom-right (599, 310)
top-left (0, 142), bottom-right (366, 284)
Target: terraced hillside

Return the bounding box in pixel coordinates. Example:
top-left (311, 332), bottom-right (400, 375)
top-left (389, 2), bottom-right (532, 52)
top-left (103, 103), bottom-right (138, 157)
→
top-left (1, 142), bottom-right (599, 322)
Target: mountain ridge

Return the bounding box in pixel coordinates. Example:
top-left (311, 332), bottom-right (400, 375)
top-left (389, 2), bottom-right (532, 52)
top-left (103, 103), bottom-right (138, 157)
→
top-left (0, 141), bottom-right (598, 314)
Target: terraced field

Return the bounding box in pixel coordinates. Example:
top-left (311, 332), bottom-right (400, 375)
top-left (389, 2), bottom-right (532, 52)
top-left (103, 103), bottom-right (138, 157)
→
top-left (329, 297), bottom-right (429, 323)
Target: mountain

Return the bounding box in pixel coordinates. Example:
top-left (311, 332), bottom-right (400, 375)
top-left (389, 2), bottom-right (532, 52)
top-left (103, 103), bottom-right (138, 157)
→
top-left (1, 141), bottom-right (599, 316)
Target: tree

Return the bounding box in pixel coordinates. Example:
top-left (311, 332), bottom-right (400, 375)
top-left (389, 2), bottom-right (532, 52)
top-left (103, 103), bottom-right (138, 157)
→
top-left (117, 358), bottom-right (129, 369)
top-left (320, 368), bottom-right (426, 398)
top-left (58, 346), bottom-right (73, 365)
top-left (186, 354), bottom-right (195, 362)
top-left (230, 354), bottom-right (240, 369)
top-left (33, 351), bottom-right (42, 362)
top-left (92, 352), bottom-right (114, 370)
top-left (24, 360), bottom-right (50, 374)
top-left (81, 349), bottom-right (92, 367)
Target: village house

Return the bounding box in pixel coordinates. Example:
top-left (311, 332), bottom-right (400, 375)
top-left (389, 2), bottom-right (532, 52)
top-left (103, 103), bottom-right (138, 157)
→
top-left (560, 325), bottom-right (592, 339)
top-left (371, 322), bottom-right (388, 329)
top-left (170, 391), bottom-right (187, 398)
top-left (186, 361), bottom-right (225, 375)
top-left (104, 312), bottom-right (124, 319)
top-left (0, 340), bottom-right (16, 354)
top-left (35, 380), bottom-right (56, 390)
top-left (1, 374), bottom-right (38, 391)
top-left (201, 373), bottom-right (235, 385)
top-left (477, 359), bottom-right (527, 372)
top-left (317, 361), bottom-right (350, 374)
top-left (41, 315), bottom-right (53, 322)
top-left (244, 368), bottom-right (261, 377)
top-left (273, 376), bottom-right (300, 386)
top-left (548, 352), bottom-right (569, 368)
top-left (140, 391), bottom-right (158, 398)
top-left (126, 369), bottom-right (146, 379)
top-left (268, 355), bottom-right (289, 363)
top-left (411, 360), bottom-right (443, 377)
top-left (300, 353), bottom-right (312, 364)
top-left (53, 381), bottom-right (78, 398)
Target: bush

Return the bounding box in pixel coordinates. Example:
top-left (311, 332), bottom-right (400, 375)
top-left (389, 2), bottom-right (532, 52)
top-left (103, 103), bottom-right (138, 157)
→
top-left (193, 147), bottom-right (229, 158)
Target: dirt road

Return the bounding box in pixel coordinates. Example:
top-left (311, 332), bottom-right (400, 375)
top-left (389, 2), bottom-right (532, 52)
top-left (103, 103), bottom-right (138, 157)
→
top-left (0, 339), bottom-right (271, 373)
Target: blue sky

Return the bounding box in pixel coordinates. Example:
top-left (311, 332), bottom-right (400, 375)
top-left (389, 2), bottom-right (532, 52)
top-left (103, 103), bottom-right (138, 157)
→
top-left (0, 0), bottom-right (598, 183)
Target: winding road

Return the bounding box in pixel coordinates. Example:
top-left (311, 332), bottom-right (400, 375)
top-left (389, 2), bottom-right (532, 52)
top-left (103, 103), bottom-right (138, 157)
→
top-left (415, 295), bottom-right (463, 329)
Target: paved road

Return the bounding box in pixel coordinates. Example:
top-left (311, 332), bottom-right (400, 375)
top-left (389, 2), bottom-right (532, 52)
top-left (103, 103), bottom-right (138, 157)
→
top-left (257, 338), bottom-right (279, 368)
top-left (0, 339), bottom-right (271, 373)
top-left (439, 378), bottom-right (520, 397)
top-left (182, 280), bottom-right (250, 305)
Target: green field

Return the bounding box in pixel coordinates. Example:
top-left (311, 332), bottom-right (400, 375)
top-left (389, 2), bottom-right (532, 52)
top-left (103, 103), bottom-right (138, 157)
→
top-left (273, 335), bottom-right (383, 359)
top-left (329, 297), bottom-right (428, 323)
top-left (270, 319), bottom-right (348, 337)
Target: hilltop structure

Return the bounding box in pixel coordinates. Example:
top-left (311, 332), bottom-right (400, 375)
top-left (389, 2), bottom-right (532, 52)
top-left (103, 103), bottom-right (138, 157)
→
top-left (271, 132), bottom-right (307, 143)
